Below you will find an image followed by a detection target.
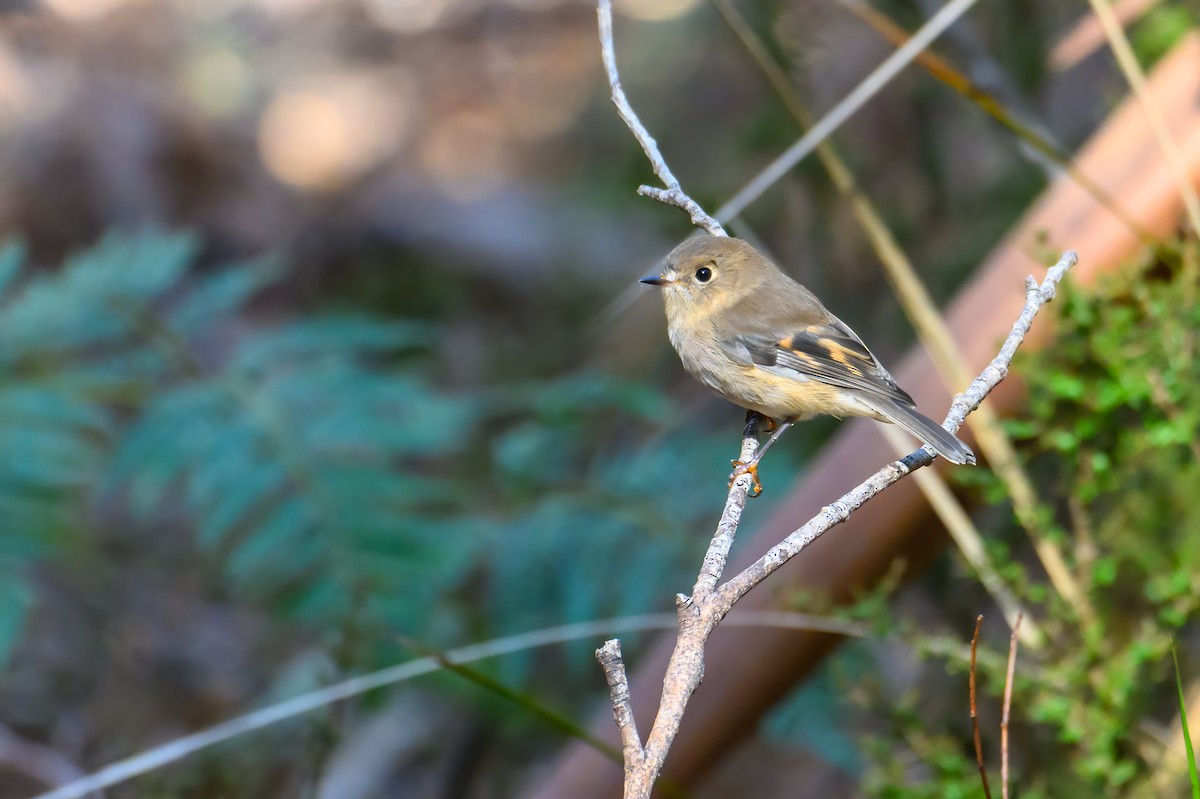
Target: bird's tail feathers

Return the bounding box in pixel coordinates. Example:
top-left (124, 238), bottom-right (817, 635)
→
top-left (867, 398), bottom-right (976, 465)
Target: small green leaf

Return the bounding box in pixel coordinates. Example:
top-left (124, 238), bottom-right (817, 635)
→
top-left (1173, 643), bottom-right (1200, 799)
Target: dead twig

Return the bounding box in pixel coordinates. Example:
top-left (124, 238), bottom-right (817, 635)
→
top-left (970, 615), bottom-right (993, 799)
top-left (597, 0), bottom-right (725, 236)
top-left (599, 0), bottom-right (984, 231)
top-left (1001, 614), bottom-right (1024, 799)
top-left (596, 640), bottom-right (643, 777)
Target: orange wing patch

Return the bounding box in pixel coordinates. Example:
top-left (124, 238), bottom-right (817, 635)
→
top-left (816, 337), bottom-right (864, 375)
top-left (738, 323), bottom-right (915, 407)
top-left (779, 338), bottom-right (819, 366)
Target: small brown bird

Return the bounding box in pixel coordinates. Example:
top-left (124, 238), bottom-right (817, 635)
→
top-left (642, 236), bottom-right (974, 491)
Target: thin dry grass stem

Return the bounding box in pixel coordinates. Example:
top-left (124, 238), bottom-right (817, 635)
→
top-left (0, 723), bottom-right (88, 793)
top-left (1001, 614), bottom-right (1024, 799)
top-left (1051, 0), bottom-right (1162, 71)
top-left (710, 0), bottom-right (985, 223)
top-left (970, 615), bottom-right (994, 799)
top-left (29, 612), bottom-right (869, 799)
top-left (1085, 0), bottom-right (1200, 236)
top-left (1068, 493), bottom-right (1099, 569)
top-left (995, 454), bottom-right (1094, 624)
top-left (840, 0), bottom-right (1154, 243)
top-left (1183, 245), bottom-right (1197, 361)
top-left (826, 0), bottom-right (1097, 630)
top-left (712, 0), bottom-right (1063, 641)
top-left (882, 426), bottom-right (1037, 643)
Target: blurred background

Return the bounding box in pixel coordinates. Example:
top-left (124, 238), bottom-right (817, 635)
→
top-left (0, 0), bottom-right (1198, 797)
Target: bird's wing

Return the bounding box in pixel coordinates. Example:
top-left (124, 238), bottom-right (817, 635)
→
top-left (729, 315), bottom-right (915, 407)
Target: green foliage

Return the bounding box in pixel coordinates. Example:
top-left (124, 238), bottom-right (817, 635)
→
top-left (1173, 644), bottom-right (1199, 799)
top-left (1131, 2), bottom-right (1198, 66)
top-left (0, 232), bottom-right (744, 688)
top-left (857, 244), bottom-right (1200, 797)
top-left (482, 376), bottom-right (760, 680)
top-left (862, 728), bottom-right (993, 799)
top-left (108, 314), bottom-right (481, 633)
top-left (0, 234), bottom-right (198, 664)
top-left (0, 233), bottom-right (497, 665)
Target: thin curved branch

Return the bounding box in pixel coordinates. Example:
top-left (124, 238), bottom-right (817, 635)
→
top-left (597, 0), bottom-right (726, 236)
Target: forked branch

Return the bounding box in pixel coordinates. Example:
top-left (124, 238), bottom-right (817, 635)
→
top-left (594, 4), bottom-right (1074, 796)
top-left (596, 250), bottom-right (1074, 797)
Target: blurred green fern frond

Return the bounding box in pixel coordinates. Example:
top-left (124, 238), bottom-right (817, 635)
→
top-left (1, 230), bottom-right (748, 687)
top-left (0, 234), bottom-right (204, 664)
top-left (107, 312), bottom-right (481, 633)
top-left (0, 232), bottom-right (491, 667)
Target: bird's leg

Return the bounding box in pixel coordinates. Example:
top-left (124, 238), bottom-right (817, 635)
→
top-left (753, 418), bottom-right (794, 462)
top-left (741, 409), bottom-right (768, 437)
top-left (730, 414), bottom-right (794, 496)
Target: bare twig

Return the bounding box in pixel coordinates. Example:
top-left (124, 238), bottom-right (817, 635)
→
top-left (721, 256), bottom-right (1075, 605)
top-left (840, 0), bottom-right (1153, 242)
top-left (694, 414), bottom-right (763, 596)
top-left (969, 615), bottom-right (994, 799)
top-left (1050, 0), bottom-right (1161, 71)
top-left (601, 0), bottom-right (984, 232)
top-left (597, 0), bottom-right (725, 236)
top-left (713, 0), bottom-right (1038, 643)
top-left (1001, 614), bottom-right (1024, 799)
top-left (598, 254), bottom-right (1076, 797)
top-left (596, 640), bottom-right (644, 772)
top-left (884, 425), bottom-right (1034, 641)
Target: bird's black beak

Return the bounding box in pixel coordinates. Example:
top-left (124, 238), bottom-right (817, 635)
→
top-left (640, 275), bottom-right (668, 287)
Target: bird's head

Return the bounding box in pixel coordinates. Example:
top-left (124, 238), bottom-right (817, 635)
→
top-left (640, 236), bottom-right (770, 324)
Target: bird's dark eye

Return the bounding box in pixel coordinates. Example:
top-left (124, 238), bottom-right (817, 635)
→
top-left (695, 266), bottom-right (713, 283)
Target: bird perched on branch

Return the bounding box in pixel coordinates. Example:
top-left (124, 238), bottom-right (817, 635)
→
top-left (641, 236), bottom-right (974, 494)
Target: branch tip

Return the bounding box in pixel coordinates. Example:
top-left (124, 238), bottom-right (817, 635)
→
top-left (596, 638), bottom-right (643, 763)
top-left (1001, 614), bottom-right (1023, 799)
top-left (969, 615), bottom-right (993, 799)
top-left (597, 0), bottom-right (726, 236)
